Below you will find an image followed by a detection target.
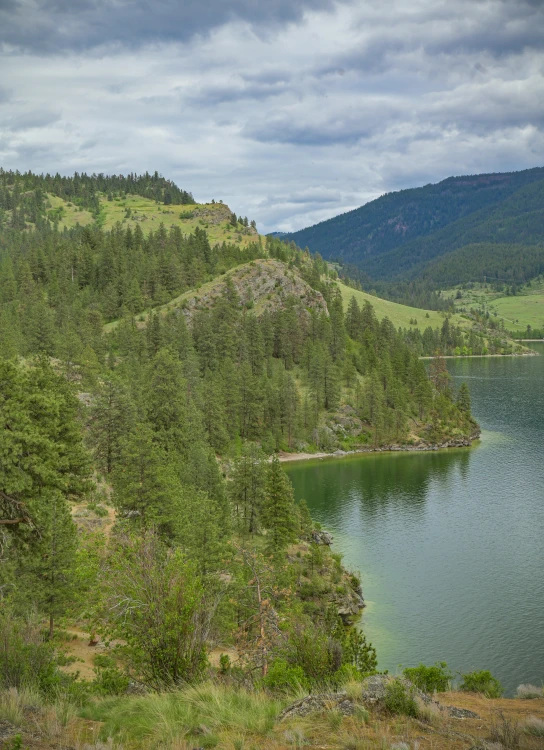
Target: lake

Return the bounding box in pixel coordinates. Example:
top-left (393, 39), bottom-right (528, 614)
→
top-left (285, 343), bottom-right (544, 695)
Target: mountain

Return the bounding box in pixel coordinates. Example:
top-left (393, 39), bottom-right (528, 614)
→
top-left (282, 167), bottom-right (544, 284)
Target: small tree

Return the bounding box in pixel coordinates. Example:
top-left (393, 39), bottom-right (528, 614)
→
top-left (99, 530), bottom-right (216, 688)
top-left (456, 382), bottom-right (471, 413)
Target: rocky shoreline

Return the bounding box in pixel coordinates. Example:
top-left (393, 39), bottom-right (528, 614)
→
top-left (279, 431), bottom-right (481, 463)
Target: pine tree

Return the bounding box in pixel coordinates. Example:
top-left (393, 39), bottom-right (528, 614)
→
top-left (456, 382), bottom-right (471, 412)
top-left (88, 375), bottom-right (136, 475)
top-left (22, 489), bottom-right (78, 637)
top-left (262, 455), bottom-right (296, 553)
top-left (112, 425), bottom-right (184, 537)
top-left (229, 442), bottom-right (267, 535)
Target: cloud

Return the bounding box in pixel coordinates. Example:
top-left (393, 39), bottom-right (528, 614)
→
top-left (1, 109), bottom-right (61, 132)
top-left (0, 0), bottom-right (342, 52)
top-left (0, 0), bottom-right (543, 233)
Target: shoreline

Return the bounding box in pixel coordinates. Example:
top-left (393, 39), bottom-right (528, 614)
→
top-left (420, 351), bottom-right (537, 359)
top-left (279, 435), bottom-right (479, 464)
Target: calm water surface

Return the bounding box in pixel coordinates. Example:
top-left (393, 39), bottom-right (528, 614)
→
top-left (285, 344), bottom-right (544, 694)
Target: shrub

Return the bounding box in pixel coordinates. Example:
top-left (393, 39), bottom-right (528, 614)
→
top-left (516, 683), bottom-right (543, 699)
top-left (0, 609), bottom-right (66, 695)
top-left (92, 664), bottom-right (130, 696)
top-left (524, 716), bottom-right (544, 737)
top-left (263, 659), bottom-right (309, 693)
top-left (384, 679), bottom-right (418, 717)
top-left (219, 654), bottom-right (231, 675)
top-left (459, 670), bottom-right (503, 698)
top-left (402, 662), bottom-right (452, 693)
top-left (99, 531), bottom-right (214, 688)
top-left (342, 629), bottom-right (377, 675)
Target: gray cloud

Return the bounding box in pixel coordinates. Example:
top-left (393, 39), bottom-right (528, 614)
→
top-left (0, 0), bottom-right (543, 233)
top-left (0, 0), bottom-right (342, 52)
top-left (1, 109), bottom-right (61, 131)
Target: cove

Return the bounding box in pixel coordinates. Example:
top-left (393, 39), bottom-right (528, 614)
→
top-left (285, 343), bottom-right (544, 695)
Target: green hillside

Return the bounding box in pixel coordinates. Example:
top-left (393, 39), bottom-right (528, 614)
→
top-left (281, 167), bottom-right (544, 285)
top-left (450, 280), bottom-right (544, 334)
top-left (336, 281), bottom-right (468, 332)
top-left (1, 167), bottom-right (258, 249)
top-left (46, 192), bottom-right (258, 247)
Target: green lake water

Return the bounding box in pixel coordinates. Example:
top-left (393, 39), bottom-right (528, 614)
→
top-left (285, 343), bottom-right (544, 694)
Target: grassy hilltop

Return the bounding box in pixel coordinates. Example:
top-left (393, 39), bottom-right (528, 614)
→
top-left (46, 191), bottom-right (259, 248)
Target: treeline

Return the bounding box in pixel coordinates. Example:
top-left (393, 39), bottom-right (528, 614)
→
top-left (0, 169), bottom-right (195, 215)
top-left (418, 242), bottom-right (544, 287)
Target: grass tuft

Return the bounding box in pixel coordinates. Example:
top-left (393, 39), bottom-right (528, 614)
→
top-left (524, 716), bottom-right (544, 737)
top-left (80, 682), bottom-right (286, 745)
top-left (515, 683), bottom-right (543, 699)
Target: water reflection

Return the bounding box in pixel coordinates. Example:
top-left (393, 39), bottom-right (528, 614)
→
top-left (287, 448), bottom-right (472, 525)
top-left (284, 345), bottom-right (544, 694)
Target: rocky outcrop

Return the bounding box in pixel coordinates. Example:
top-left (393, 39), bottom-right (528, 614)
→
top-left (359, 675), bottom-right (480, 719)
top-left (278, 676), bottom-right (480, 724)
top-left (278, 692), bottom-right (355, 721)
top-left (180, 259), bottom-right (328, 321)
top-left (311, 530), bottom-right (333, 545)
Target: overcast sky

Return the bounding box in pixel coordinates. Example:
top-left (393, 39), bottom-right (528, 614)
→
top-left (1, 0), bottom-right (543, 233)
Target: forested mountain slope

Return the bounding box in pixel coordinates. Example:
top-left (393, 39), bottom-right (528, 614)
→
top-left (4, 170), bottom-right (528, 745)
top-left (282, 167), bottom-right (544, 284)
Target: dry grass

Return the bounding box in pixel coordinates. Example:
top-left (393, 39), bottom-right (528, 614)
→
top-left (489, 710), bottom-right (522, 749)
top-left (4, 683), bottom-right (544, 750)
top-left (517, 684), bottom-right (544, 700)
top-left (415, 697), bottom-right (444, 727)
top-left (524, 715), bottom-right (544, 737)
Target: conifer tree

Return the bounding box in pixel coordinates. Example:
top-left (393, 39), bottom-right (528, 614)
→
top-left (229, 442), bottom-right (267, 535)
top-left (262, 455), bottom-right (297, 554)
top-left (456, 382), bottom-right (471, 412)
top-left (88, 375), bottom-right (136, 475)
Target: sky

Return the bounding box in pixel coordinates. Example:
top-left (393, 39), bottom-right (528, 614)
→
top-left (1, 0), bottom-right (543, 234)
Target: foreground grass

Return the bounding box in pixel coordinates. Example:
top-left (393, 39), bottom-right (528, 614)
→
top-left (4, 680), bottom-right (544, 750)
top-left (79, 683), bottom-right (286, 747)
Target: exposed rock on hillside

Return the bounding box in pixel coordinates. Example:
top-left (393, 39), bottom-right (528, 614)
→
top-left (180, 259), bottom-right (328, 319)
top-left (192, 202), bottom-right (258, 234)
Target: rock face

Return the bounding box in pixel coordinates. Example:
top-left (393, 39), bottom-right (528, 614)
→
top-left (278, 677), bottom-right (480, 724)
top-left (180, 259), bottom-right (328, 321)
top-left (312, 530), bottom-right (333, 545)
top-left (192, 202), bottom-right (258, 235)
top-left (278, 692), bottom-right (355, 721)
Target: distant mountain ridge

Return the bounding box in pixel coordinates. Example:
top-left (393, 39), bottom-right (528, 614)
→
top-left (282, 167), bottom-right (544, 284)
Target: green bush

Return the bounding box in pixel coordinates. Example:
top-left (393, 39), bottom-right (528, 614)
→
top-left (459, 670), bottom-right (503, 698)
top-left (262, 659), bottom-right (309, 693)
top-left (342, 629), bottom-right (377, 675)
top-left (0, 609), bottom-right (66, 696)
top-left (92, 664), bottom-right (130, 696)
top-left (402, 662), bottom-right (452, 693)
top-left (384, 678), bottom-right (418, 717)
